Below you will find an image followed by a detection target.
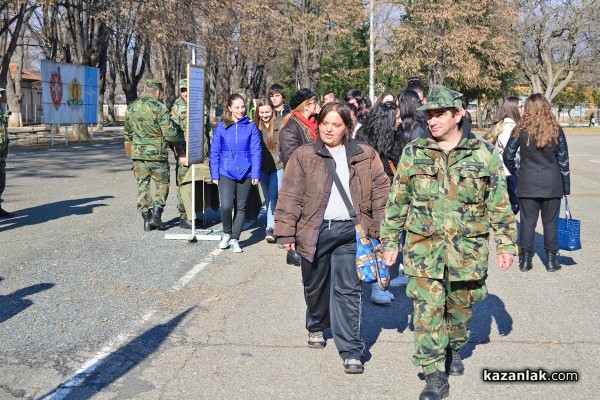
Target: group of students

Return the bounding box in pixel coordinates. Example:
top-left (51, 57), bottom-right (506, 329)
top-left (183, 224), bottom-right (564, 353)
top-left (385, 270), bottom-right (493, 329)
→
top-left (209, 82), bottom-right (429, 302)
top-left (208, 82), bottom-right (571, 400)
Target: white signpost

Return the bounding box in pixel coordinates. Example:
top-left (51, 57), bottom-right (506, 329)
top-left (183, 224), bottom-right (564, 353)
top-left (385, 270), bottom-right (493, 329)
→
top-left (165, 46), bottom-right (220, 242)
top-left (187, 65), bottom-right (205, 164)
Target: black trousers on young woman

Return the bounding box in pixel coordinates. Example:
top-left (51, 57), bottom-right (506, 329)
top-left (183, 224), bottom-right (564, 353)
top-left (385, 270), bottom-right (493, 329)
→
top-left (218, 176), bottom-right (252, 240)
top-left (300, 220), bottom-right (364, 361)
top-left (519, 197), bottom-right (561, 253)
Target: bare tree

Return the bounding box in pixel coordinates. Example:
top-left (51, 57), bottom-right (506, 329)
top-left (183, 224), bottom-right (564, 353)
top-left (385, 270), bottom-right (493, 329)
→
top-left (2, 1), bottom-right (37, 127)
top-left (516, 0), bottom-right (600, 101)
top-left (106, 0), bottom-right (150, 104)
top-left (285, 0), bottom-right (365, 90)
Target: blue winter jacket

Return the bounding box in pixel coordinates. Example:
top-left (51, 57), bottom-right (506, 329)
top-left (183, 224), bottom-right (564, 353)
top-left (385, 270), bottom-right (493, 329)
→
top-left (210, 116), bottom-right (262, 181)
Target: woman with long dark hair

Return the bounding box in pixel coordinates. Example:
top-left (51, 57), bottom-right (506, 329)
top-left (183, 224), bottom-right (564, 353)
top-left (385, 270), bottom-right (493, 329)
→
top-left (356, 101), bottom-right (408, 303)
top-left (210, 93), bottom-right (262, 253)
top-left (485, 96), bottom-right (522, 214)
top-left (397, 89), bottom-right (429, 142)
top-left (503, 93), bottom-right (570, 272)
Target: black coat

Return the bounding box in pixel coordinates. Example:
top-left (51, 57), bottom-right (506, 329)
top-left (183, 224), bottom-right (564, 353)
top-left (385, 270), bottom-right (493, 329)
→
top-left (503, 127), bottom-right (570, 198)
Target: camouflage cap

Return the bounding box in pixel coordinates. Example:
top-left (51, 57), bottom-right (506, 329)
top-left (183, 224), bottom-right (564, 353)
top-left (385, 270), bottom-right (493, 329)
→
top-left (145, 79), bottom-right (163, 91)
top-left (179, 79), bottom-right (187, 89)
top-left (417, 85), bottom-right (463, 111)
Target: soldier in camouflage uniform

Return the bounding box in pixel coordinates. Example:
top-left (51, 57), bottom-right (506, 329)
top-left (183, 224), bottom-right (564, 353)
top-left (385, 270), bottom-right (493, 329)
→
top-left (123, 79), bottom-right (186, 231)
top-left (0, 87), bottom-right (13, 218)
top-left (170, 79), bottom-right (191, 228)
top-left (380, 86), bottom-right (517, 400)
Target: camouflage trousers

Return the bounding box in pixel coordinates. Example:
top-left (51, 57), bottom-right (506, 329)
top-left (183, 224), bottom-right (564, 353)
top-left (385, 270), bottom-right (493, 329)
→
top-left (133, 160), bottom-right (170, 213)
top-left (176, 162), bottom-right (189, 219)
top-left (406, 275), bottom-right (488, 375)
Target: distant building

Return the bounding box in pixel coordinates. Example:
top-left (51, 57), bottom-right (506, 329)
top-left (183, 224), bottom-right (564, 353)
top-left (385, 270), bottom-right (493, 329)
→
top-left (1, 64), bottom-right (43, 124)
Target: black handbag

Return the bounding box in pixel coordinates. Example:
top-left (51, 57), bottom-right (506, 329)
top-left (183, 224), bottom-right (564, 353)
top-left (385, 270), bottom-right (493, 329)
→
top-left (558, 197), bottom-right (581, 251)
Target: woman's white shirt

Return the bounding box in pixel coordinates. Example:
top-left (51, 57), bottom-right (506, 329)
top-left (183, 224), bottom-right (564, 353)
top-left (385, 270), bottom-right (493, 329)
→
top-left (496, 117), bottom-right (519, 175)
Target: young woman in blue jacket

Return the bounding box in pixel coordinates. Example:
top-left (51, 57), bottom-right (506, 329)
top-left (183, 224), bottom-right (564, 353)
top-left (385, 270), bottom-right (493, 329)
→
top-left (210, 93), bottom-right (262, 253)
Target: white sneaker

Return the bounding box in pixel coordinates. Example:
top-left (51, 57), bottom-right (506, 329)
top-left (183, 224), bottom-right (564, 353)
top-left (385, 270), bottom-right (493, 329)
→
top-left (229, 239), bottom-right (243, 253)
top-left (389, 273), bottom-right (409, 287)
top-left (219, 234), bottom-right (231, 249)
top-left (371, 285), bottom-right (391, 305)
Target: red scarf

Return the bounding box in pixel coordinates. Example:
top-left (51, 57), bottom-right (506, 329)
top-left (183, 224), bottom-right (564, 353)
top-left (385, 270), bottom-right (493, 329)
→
top-left (294, 111), bottom-right (318, 142)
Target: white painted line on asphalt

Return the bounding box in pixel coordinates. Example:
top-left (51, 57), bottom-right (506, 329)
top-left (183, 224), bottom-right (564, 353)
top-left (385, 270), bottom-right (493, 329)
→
top-left (172, 248), bottom-right (222, 291)
top-left (590, 160), bottom-right (600, 164)
top-left (42, 309), bottom-right (157, 400)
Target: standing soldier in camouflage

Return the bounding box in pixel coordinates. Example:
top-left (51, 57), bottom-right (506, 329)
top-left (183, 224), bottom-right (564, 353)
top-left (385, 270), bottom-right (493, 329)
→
top-left (380, 86), bottom-right (517, 400)
top-left (0, 87), bottom-right (13, 218)
top-left (124, 79), bottom-right (186, 231)
top-left (170, 79), bottom-right (192, 228)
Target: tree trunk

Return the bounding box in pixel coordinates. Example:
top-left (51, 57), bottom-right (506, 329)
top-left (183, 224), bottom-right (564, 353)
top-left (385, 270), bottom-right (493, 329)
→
top-left (106, 65), bottom-right (116, 123)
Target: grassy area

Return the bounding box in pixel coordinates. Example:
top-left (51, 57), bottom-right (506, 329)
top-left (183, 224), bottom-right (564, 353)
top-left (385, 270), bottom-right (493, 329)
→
top-left (562, 126), bottom-right (600, 135)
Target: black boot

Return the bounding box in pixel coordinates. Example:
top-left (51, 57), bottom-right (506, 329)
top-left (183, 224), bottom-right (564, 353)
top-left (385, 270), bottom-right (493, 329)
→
top-left (419, 371), bottom-right (449, 400)
top-left (0, 207), bottom-right (14, 218)
top-left (286, 250), bottom-right (301, 266)
top-left (149, 206), bottom-right (167, 230)
top-left (519, 250), bottom-right (533, 272)
top-left (179, 219), bottom-right (193, 229)
top-left (446, 348), bottom-right (464, 376)
top-left (142, 211), bottom-right (153, 232)
top-left (546, 252), bottom-right (561, 272)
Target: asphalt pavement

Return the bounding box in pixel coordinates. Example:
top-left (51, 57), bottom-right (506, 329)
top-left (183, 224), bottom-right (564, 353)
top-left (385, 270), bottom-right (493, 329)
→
top-left (0, 132), bottom-right (598, 399)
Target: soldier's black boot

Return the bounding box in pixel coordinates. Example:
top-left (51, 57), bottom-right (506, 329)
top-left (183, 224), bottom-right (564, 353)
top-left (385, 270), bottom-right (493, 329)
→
top-left (519, 250), bottom-right (533, 272)
top-left (149, 206), bottom-right (167, 230)
top-left (0, 207), bottom-right (14, 218)
top-left (142, 211), bottom-right (153, 232)
top-left (446, 348), bottom-right (464, 376)
top-left (419, 371), bottom-right (449, 400)
top-left (546, 251), bottom-right (561, 272)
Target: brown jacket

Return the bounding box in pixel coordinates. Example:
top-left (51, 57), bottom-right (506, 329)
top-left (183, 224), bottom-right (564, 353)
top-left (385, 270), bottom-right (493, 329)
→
top-left (274, 138), bottom-right (390, 262)
top-left (279, 114), bottom-right (314, 168)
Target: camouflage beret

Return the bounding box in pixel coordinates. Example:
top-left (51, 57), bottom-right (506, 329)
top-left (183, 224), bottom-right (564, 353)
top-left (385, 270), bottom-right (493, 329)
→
top-left (179, 79), bottom-right (187, 89)
top-left (145, 79), bottom-right (163, 91)
top-left (417, 85), bottom-right (463, 111)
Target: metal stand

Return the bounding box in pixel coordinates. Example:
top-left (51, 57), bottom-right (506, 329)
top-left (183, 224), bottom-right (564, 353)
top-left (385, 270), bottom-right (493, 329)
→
top-left (165, 42), bottom-right (219, 243)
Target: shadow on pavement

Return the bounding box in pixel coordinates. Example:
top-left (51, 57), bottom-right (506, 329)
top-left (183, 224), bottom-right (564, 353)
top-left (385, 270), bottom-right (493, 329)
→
top-left (0, 283), bottom-right (55, 324)
top-left (461, 293), bottom-right (513, 359)
top-left (0, 196), bottom-right (113, 232)
top-left (40, 307), bottom-right (194, 400)
top-left (361, 283), bottom-right (414, 363)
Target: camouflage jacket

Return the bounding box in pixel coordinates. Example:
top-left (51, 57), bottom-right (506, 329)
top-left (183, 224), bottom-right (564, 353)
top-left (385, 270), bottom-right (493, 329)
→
top-left (170, 96), bottom-right (187, 135)
top-left (380, 130), bottom-right (517, 281)
top-left (123, 94), bottom-right (184, 161)
top-left (0, 105), bottom-right (8, 159)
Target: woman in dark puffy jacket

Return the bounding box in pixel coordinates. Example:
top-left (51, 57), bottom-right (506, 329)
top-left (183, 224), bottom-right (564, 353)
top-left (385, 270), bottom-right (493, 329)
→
top-left (503, 93), bottom-right (570, 272)
top-left (397, 89), bottom-right (429, 143)
top-left (210, 93), bottom-right (262, 253)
